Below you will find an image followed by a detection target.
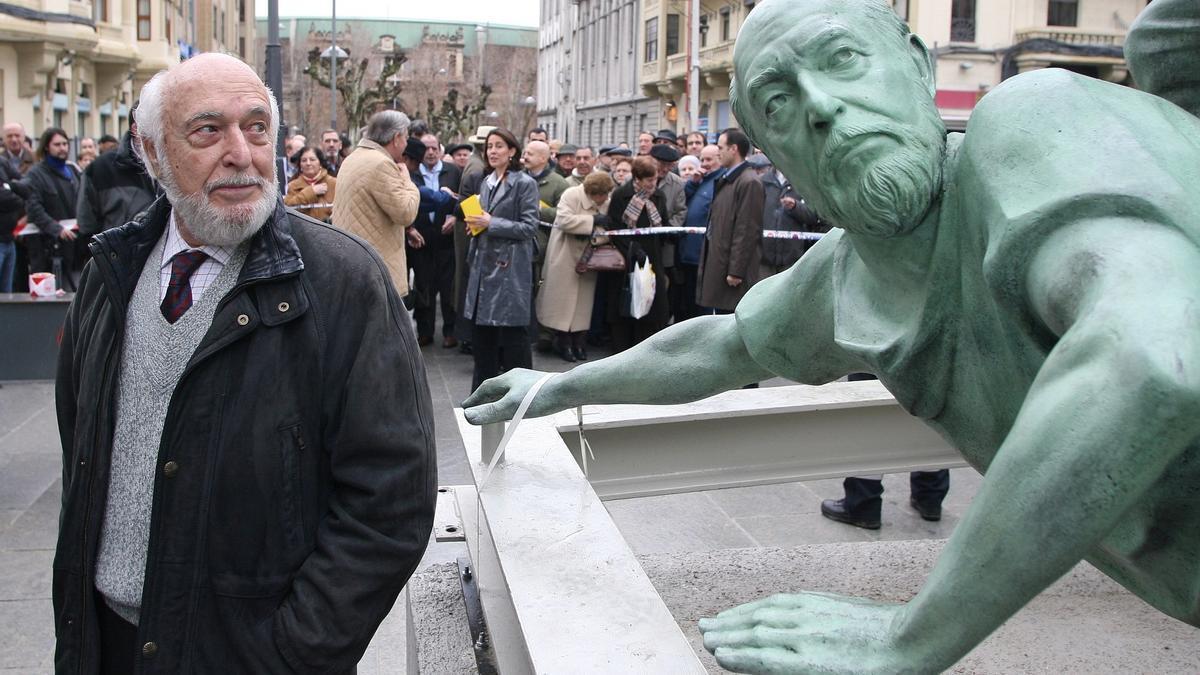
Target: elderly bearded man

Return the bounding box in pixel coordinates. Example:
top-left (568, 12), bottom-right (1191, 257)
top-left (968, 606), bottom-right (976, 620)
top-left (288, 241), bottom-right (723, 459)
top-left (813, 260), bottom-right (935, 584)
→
top-left (54, 53), bottom-right (436, 673)
top-left (464, 0), bottom-right (1200, 671)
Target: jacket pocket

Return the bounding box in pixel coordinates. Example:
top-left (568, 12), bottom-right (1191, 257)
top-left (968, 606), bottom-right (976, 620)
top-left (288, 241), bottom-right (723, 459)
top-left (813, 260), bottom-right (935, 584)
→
top-left (278, 422), bottom-right (307, 555)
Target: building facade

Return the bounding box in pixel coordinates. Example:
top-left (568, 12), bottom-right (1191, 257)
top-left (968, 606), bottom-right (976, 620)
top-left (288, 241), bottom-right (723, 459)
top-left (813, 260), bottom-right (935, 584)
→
top-left (537, 0), bottom-right (660, 147)
top-left (0, 0), bottom-right (255, 150)
top-left (255, 17), bottom-right (537, 142)
top-left (637, 0), bottom-right (1146, 137)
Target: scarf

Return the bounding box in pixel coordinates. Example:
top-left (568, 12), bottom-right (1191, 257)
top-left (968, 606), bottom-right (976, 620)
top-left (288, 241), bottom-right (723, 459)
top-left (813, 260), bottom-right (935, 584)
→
top-left (46, 156), bottom-right (74, 181)
top-left (622, 189), bottom-right (662, 228)
top-left (302, 169), bottom-right (327, 186)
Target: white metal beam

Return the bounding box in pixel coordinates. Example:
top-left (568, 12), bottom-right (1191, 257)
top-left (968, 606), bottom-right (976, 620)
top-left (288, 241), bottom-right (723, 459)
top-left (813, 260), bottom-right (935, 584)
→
top-left (551, 381), bottom-right (966, 500)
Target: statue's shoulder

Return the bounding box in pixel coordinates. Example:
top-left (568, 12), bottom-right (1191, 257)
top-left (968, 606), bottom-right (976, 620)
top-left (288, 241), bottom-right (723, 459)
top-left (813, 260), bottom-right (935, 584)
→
top-left (963, 68), bottom-right (1200, 169)
top-left (957, 68), bottom-right (1200, 299)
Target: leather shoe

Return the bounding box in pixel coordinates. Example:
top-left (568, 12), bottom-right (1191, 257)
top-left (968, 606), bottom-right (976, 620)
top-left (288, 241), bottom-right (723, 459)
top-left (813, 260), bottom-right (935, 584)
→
top-left (417, 336), bottom-right (433, 347)
top-left (572, 346), bottom-right (588, 361)
top-left (820, 498), bottom-right (881, 530)
top-left (555, 344), bottom-right (577, 363)
top-left (442, 336), bottom-right (459, 349)
top-left (910, 497), bottom-right (942, 522)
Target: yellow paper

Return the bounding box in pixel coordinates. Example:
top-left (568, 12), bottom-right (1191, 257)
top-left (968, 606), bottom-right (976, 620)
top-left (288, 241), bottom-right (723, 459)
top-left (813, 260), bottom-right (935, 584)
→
top-left (461, 194), bottom-right (488, 236)
top-left (539, 200), bottom-right (550, 209)
top-left (461, 194), bottom-right (483, 217)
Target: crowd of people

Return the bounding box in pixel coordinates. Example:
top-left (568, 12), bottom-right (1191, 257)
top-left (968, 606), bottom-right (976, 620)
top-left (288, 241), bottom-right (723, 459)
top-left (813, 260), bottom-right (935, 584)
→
top-left (1, 117), bottom-right (155, 294)
top-left (275, 115), bottom-right (831, 389)
top-left (2, 107), bottom-right (828, 381)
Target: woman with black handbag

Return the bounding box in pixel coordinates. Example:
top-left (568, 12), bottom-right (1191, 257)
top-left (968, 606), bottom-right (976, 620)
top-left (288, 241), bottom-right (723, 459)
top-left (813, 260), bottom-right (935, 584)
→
top-left (604, 156), bottom-right (671, 351)
top-left (462, 128), bottom-right (541, 390)
top-left (537, 172), bottom-right (617, 362)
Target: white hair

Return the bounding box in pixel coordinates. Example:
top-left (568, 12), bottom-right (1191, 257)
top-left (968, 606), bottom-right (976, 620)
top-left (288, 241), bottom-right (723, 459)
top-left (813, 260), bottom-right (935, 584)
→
top-left (133, 62), bottom-right (281, 181)
top-left (678, 155), bottom-right (701, 171)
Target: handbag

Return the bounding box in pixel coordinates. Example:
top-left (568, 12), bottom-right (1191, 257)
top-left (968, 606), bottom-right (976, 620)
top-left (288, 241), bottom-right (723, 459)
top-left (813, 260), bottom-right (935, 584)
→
top-left (576, 243), bottom-right (626, 274)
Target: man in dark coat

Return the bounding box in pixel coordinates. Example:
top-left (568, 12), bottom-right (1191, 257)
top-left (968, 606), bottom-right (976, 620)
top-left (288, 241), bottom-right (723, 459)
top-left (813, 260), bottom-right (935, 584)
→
top-left (76, 124), bottom-right (158, 236)
top-left (409, 133), bottom-right (463, 347)
top-left (53, 54), bottom-right (435, 674)
top-left (697, 128), bottom-right (764, 312)
top-left (758, 164), bottom-right (828, 279)
top-left (23, 127), bottom-right (81, 289)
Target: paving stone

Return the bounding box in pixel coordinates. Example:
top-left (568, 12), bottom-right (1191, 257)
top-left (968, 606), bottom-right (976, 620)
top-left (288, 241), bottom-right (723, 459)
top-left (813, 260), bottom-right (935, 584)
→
top-left (0, 598), bottom-right (55, 671)
top-left (604, 491), bottom-right (758, 555)
top-left (0, 549), bottom-right (54, 601)
top-left (0, 479), bottom-right (61, 551)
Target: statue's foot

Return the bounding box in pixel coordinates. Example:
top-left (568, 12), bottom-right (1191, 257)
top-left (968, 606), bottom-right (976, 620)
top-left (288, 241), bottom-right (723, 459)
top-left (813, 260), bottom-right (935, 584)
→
top-left (699, 592), bottom-right (918, 674)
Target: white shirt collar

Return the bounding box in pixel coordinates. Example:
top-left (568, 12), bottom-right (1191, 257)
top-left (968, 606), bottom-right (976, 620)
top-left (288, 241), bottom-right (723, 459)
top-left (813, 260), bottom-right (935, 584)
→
top-left (161, 210), bottom-right (237, 270)
top-left (420, 161), bottom-right (442, 178)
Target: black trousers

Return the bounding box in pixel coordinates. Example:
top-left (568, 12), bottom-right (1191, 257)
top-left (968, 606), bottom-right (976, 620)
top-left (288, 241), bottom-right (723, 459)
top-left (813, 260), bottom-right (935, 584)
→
top-left (471, 324), bottom-right (532, 391)
top-left (96, 593), bottom-right (138, 674)
top-left (842, 372), bottom-right (948, 514)
top-left (842, 471), bottom-right (950, 517)
top-left (411, 246), bottom-right (457, 340)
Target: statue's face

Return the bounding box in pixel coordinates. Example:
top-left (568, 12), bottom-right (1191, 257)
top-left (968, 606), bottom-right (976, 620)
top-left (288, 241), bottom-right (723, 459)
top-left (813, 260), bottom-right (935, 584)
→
top-left (734, 0), bottom-right (946, 237)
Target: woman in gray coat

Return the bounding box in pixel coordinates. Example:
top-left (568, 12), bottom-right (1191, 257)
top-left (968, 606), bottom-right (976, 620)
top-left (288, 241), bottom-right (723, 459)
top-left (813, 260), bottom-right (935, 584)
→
top-left (463, 128), bottom-right (540, 390)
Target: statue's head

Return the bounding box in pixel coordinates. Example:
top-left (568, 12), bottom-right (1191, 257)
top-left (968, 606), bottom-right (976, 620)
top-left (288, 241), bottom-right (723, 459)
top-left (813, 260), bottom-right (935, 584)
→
top-left (731, 0), bottom-right (946, 237)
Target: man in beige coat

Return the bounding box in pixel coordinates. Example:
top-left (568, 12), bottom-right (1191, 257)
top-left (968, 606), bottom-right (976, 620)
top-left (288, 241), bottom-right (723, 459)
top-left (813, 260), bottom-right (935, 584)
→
top-left (331, 110), bottom-right (420, 295)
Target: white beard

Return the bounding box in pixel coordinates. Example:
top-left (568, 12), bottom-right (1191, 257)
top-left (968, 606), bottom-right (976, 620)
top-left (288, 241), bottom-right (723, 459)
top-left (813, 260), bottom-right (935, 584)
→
top-left (158, 158), bottom-right (278, 247)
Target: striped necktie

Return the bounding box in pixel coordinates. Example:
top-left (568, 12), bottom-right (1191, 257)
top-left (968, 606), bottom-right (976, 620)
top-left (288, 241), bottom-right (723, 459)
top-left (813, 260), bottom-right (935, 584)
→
top-left (160, 250), bottom-right (208, 323)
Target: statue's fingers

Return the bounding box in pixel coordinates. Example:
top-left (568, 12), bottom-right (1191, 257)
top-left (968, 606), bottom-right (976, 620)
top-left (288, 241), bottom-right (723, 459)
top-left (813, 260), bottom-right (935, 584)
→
top-left (713, 646), bottom-right (804, 674)
top-left (463, 400), bottom-right (512, 426)
top-left (711, 593), bottom-right (808, 619)
top-left (703, 626), bottom-right (803, 652)
top-left (461, 379), bottom-right (506, 409)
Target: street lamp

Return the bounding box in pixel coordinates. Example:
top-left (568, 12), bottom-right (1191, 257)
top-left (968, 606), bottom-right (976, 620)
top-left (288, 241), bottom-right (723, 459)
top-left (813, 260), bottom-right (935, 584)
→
top-left (324, 0), bottom-right (347, 132)
top-left (322, 44), bottom-right (348, 131)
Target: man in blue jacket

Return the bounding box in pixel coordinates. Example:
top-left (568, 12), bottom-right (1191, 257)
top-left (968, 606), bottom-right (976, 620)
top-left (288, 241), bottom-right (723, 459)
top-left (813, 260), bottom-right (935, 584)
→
top-left (678, 144), bottom-right (725, 322)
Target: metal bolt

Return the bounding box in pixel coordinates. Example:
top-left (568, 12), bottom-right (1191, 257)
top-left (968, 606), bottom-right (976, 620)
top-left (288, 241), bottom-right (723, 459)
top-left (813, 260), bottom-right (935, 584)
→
top-left (462, 565), bottom-right (472, 581)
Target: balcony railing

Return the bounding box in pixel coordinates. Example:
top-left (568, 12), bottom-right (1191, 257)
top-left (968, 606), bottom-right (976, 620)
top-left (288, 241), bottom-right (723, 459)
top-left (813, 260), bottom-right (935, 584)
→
top-left (699, 42), bottom-right (733, 68)
top-left (1014, 27), bottom-right (1125, 47)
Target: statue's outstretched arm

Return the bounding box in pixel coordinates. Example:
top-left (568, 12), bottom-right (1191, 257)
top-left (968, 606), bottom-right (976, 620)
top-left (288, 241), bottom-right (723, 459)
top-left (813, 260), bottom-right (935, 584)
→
top-left (462, 314), bottom-right (772, 425)
top-left (702, 218), bottom-right (1200, 673)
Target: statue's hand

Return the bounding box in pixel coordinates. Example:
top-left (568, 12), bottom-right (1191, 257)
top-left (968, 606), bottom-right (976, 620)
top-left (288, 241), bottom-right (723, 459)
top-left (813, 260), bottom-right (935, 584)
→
top-left (699, 592), bottom-right (919, 674)
top-left (462, 368), bottom-right (558, 425)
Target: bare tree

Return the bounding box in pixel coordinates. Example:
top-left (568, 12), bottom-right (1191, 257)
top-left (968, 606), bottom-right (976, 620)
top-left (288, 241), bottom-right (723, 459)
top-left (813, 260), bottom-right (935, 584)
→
top-left (305, 28), bottom-right (407, 142)
top-left (423, 86), bottom-right (493, 143)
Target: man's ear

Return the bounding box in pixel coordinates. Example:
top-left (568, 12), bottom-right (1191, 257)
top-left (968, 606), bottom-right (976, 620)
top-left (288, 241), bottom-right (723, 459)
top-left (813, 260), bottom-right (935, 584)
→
top-left (907, 33), bottom-right (936, 98)
top-left (140, 137), bottom-right (161, 176)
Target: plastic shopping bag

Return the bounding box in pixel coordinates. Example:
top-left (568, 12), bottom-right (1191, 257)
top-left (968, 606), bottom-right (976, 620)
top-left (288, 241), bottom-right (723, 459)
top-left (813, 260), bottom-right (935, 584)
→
top-left (628, 259), bottom-right (656, 319)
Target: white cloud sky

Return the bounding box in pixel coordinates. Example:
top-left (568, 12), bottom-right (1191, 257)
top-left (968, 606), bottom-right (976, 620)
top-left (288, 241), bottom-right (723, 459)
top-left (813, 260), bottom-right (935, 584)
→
top-left (257, 0), bottom-right (540, 28)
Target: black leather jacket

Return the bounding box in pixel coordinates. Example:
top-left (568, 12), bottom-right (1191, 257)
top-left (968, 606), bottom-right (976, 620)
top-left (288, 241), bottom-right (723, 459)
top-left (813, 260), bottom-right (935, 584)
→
top-left (53, 197), bottom-right (436, 673)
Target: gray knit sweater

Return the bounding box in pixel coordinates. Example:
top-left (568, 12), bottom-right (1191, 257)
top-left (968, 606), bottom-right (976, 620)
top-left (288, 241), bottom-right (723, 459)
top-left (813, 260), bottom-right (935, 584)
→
top-left (94, 233), bottom-right (247, 624)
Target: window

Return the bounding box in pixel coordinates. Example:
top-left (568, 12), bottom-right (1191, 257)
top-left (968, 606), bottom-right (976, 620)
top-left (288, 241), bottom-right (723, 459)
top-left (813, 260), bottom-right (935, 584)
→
top-left (666, 13), bottom-right (680, 56)
top-left (644, 17), bottom-right (658, 63)
top-left (94, 0), bottom-right (108, 23)
top-left (1048, 0), bottom-right (1078, 26)
top-left (137, 0), bottom-right (151, 40)
top-left (212, 6), bottom-right (218, 40)
top-left (238, 0), bottom-right (245, 22)
top-left (720, 7), bottom-right (731, 42)
top-left (950, 0), bottom-right (975, 42)
top-left (892, 0), bottom-right (908, 21)
top-left (699, 15), bottom-right (709, 48)
top-left (163, 0), bottom-right (170, 41)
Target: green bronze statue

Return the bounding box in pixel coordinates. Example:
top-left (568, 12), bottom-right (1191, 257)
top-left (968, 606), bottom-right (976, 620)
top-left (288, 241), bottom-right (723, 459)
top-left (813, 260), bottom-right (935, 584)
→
top-left (463, 0), bottom-right (1200, 671)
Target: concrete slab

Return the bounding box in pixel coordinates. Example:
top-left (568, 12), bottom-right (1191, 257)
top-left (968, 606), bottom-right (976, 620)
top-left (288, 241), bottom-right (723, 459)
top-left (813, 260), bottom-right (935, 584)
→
top-left (641, 541), bottom-right (1200, 673)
